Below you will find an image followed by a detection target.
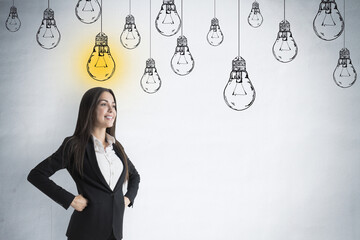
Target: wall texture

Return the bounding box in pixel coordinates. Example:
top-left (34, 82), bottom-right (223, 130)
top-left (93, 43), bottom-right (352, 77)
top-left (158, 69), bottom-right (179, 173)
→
top-left (0, 0), bottom-right (359, 239)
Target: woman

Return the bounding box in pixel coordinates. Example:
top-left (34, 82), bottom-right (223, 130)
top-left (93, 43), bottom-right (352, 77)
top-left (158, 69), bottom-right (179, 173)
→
top-left (28, 87), bottom-right (140, 240)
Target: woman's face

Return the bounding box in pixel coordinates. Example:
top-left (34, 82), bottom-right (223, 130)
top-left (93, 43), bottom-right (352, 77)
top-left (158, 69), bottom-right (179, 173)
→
top-left (93, 91), bottom-right (116, 130)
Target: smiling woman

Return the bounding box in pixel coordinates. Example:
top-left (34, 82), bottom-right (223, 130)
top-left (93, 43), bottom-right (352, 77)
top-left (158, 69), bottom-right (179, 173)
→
top-left (27, 87), bottom-right (140, 240)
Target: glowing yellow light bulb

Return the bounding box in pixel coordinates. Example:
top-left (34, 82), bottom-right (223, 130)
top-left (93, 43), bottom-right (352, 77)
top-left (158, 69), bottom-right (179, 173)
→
top-left (87, 32), bottom-right (116, 81)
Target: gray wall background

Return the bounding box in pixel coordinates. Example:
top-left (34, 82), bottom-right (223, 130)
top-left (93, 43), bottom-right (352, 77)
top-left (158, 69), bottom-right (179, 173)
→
top-left (1, 0), bottom-right (359, 239)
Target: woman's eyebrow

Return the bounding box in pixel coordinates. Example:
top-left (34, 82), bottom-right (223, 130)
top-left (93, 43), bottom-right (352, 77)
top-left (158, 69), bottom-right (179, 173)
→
top-left (98, 99), bottom-right (116, 104)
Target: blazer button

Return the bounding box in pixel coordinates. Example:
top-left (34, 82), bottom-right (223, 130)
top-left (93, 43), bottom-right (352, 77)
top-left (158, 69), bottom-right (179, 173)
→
top-left (110, 193), bottom-right (114, 197)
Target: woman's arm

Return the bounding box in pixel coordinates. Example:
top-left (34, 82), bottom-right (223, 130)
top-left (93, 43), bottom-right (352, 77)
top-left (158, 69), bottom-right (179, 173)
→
top-left (124, 158), bottom-right (140, 207)
top-left (27, 137), bottom-right (76, 209)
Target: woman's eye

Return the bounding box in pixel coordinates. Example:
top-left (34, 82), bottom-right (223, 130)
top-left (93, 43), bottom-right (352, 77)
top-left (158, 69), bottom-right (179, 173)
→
top-left (101, 103), bottom-right (106, 106)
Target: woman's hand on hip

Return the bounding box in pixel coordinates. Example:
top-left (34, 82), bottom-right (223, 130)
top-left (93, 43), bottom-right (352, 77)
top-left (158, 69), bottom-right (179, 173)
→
top-left (124, 196), bottom-right (130, 207)
top-left (71, 194), bottom-right (88, 211)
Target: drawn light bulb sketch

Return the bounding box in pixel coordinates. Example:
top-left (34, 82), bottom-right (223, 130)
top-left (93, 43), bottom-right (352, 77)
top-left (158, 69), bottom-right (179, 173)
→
top-left (313, 0), bottom-right (344, 41)
top-left (5, 5), bottom-right (21, 32)
top-left (171, 35), bottom-right (195, 76)
top-left (36, 8), bottom-right (61, 49)
top-left (248, 1), bottom-right (263, 28)
top-left (87, 32), bottom-right (115, 81)
top-left (141, 58), bottom-right (162, 94)
top-left (75, 0), bottom-right (101, 24)
top-left (333, 48), bottom-right (357, 88)
top-left (223, 57), bottom-right (256, 111)
top-left (155, 0), bottom-right (181, 37)
top-left (272, 20), bottom-right (298, 63)
top-left (120, 15), bottom-right (141, 50)
top-left (207, 18), bottom-right (224, 46)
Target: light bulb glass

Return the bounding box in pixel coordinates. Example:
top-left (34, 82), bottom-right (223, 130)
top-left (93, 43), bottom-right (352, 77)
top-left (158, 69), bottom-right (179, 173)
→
top-left (272, 20), bottom-right (298, 63)
top-left (313, 0), bottom-right (344, 41)
top-left (171, 36), bottom-right (195, 76)
top-left (207, 18), bottom-right (224, 46)
top-left (333, 48), bottom-right (357, 88)
top-left (75, 0), bottom-right (101, 24)
top-left (223, 56), bottom-right (256, 111)
top-left (141, 58), bottom-right (162, 94)
top-left (36, 8), bottom-right (61, 49)
top-left (155, 0), bottom-right (181, 37)
top-left (87, 32), bottom-right (116, 81)
top-left (5, 6), bottom-right (21, 32)
top-left (120, 15), bottom-right (141, 50)
top-left (248, 1), bottom-right (263, 28)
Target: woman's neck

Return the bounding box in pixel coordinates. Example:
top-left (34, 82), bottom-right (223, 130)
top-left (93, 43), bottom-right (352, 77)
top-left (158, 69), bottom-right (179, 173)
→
top-left (91, 128), bottom-right (107, 147)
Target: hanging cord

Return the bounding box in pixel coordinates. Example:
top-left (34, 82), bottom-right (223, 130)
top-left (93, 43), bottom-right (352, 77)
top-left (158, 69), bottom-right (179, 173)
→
top-left (48, 0), bottom-right (50, 8)
top-left (13, 0), bottom-right (14, 6)
top-left (129, 0), bottom-right (131, 15)
top-left (181, 0), bottom-right (184, 36)
top-left (214, 0), bottom-right (216, 18)
top-left (343, 0), bottom-right (346, 48)
top-left (150, 0), bottom-right (152, 57)
top-left (283, 0), bottom-right (286, 20)
top-left (238, 0), bottom-right (240, 56)
top-left (101, 0), bottom-right (103, 33)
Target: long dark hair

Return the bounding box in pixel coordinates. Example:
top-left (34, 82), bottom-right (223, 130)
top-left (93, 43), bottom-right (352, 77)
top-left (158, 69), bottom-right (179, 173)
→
top-left (64, 87), bottom-right (129, 181)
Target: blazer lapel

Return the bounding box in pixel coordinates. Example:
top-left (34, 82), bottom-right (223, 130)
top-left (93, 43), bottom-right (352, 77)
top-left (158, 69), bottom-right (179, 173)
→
top-left (86, 138), bottom-right (112, 192)
top-left (112, 144), bottom-right (126, 192)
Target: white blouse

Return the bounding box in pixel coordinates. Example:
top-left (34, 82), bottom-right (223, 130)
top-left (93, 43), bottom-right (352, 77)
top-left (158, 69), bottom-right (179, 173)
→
top-left (92, 133), bottom-right (123, 191)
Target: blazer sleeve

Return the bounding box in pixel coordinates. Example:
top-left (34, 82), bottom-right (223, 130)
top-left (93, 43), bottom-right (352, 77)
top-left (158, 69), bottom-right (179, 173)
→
top-left (27, 137), bottom-right (75, 210)
top-left (124, 158), bottom-right (140, 207)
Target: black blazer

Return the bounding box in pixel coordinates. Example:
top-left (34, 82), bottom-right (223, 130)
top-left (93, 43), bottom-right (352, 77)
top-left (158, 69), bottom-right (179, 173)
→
top-left (27, 137), bottom-right (140, 240)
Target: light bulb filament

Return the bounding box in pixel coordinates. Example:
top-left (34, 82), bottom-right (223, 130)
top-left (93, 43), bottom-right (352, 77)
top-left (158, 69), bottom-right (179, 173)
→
top-left (322, 13), bottom-right (336, 26)
top-left (211, 30), bottom-right (219, 39)
top-left (280, 40), bottom-right (291, 51)
top-left (83, 1), bottom-right (95, 12)
top-left (177, 53), bottom-right (188, 65)
top-left (43, 28), bottom-right (54, 38)
top-left (340, 67), bottom-right (351, 77)
top-left (126, 30), bottom-right (136, 40)
top-left (163, 13), bottom-right (174, 24)
top-left (146, 74), bottom-right (157, 84)
top-left (233, 81), bottom-right (247, 96)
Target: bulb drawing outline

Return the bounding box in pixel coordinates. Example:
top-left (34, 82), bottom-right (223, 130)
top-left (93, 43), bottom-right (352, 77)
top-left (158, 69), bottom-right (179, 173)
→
top-left (248, 1), bottom-right (263, 28)
top-left (207, 18), bottom-right (224, 46)
top-left (223, 56), bottom-right (256, 111)
top-left (36, 8), bottom-right (61, 49)
top-left (313, 0), bottom-right (344, 41)
top-left (171, 36), bottom-right (195, 76)
top-left (155, 0), bottom-right (181, 36)
top-left (333, 48), bottom-right (357, 88)
top-left (75, 0), bottom-right (101, 24)
top-left (272, 20), bottom-right (298, 63)
top-left (87, 32), bottom-right (116, 81)
top-left (120, 15), bottom-right (141, 50)
top-left (141, 58), bottom-right (161, 94)
top-left (6, 6), bottom-right (21, 32)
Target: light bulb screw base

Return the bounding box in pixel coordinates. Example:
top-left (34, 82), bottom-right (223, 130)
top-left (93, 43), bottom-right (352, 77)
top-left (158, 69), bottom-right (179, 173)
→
top-left (279, 20), bottom-right (290, 32)
top-left (339, 48), bottom-right (350, 59)
top-left (10, 6), bottom-right (17, 14)
top-left (44, 8), bottom-right (55, 20)
top-left (232, 56), bottom-right (246, 71)
top-left (146, 58), bottom-right (156, 68)
top-left (125, 14), bottom-right (135, 24)
top-left (177, 36), bottom-right (188, 47)
top-left (95, 32), bottom-right (108, 46)
top-left (211, 18), bottom-right (219, 26)
top-left (252, 2), bottom-right (260, 9)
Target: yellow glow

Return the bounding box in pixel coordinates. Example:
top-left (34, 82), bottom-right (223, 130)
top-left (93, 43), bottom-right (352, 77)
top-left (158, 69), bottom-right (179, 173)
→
top-left (73, 34), bottom-right (134, 90)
